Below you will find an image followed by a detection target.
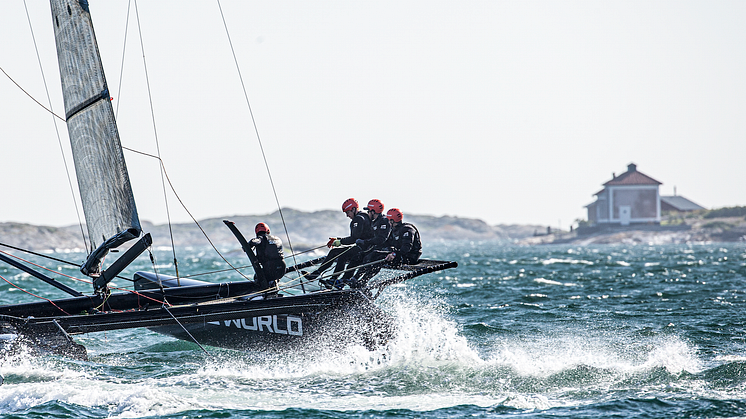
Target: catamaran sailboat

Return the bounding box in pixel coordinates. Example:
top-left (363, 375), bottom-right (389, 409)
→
top-left (0, 1), bottom-right (456, 360)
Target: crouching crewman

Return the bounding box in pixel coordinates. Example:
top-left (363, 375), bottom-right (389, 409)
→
top-left (353, 207), bottom-right (422, 286)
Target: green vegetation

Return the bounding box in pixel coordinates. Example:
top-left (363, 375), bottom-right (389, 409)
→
top-left (702, 221), bottom-right (733, 230)
top-left (575, 219), bottom-right (591, 228)
top-left (704, 206), bottom-right (746, 219)
top-left (661, 219), bottom-right (684, 226)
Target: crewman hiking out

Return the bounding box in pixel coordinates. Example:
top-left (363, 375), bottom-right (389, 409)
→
top-left (304, 198), bottom-right (373, 288)
top-left (338, 198), bottom-right (392, 288)
top-left (353, 207), bottom-right (422, 286)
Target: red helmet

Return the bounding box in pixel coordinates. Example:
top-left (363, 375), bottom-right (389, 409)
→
top-left (386, 208), bottom-right (403, 222)
top-left (367, 199), bottom-right (384, 214)
top-left (255, 222), bottom-right (270, 235)
top-left (342, 198), bottom-right (359, 212)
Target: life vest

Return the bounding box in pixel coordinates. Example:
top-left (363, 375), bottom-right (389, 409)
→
top-left (254, 234), bottom-right (286, 282)
top-left (391, 222), bottom-right (422, 263)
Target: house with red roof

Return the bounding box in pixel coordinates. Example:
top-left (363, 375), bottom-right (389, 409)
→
top-left (586, 163), bottom-right (662, 226)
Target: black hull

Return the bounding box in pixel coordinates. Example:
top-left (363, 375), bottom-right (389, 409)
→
top-left (148, 299), bottom-right (395, 352)
top-left (0, 288), bottom-right (391, 358)
top-left (0, 279), bottom-right (268, 319)
top-left (0, 259), bottom-right (456, 359)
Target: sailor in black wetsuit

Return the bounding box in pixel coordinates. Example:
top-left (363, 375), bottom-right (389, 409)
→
top-left (305, 198), bottom-right (372, 288)
top-left (345, 199), bottom-right (390, 287)
top-left (354, 208), bottom-right (422, 286)
top-left (247, 223), bottom-right (286, 293)
top-left (354, 199), bottom-right (390, 252)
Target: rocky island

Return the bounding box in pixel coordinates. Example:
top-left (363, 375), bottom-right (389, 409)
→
top-left (519, 206), bottom-right (746, 245)
top-left (1, 207), bottom-right (744, 252)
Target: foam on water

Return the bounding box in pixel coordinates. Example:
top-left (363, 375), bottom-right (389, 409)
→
top-left (534, 278), bottom-right (579, 287)
top-left (0, 335), bottom-right (733, 415)
top-left (488, 333), bottom-right (700, 378)
top-left (182, 289), bottom-right (494, 412)
top-left (2, 242), bottom-right (746, 417)
top-left (541, 258), bottom-right (594, 266)
top-left (0, 288), bottom-right (493, 417)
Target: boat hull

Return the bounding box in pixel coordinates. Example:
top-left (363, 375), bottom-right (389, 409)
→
top-left (1, 288), bottom-right (393, 358)
top-left (148, 299), bottom-right (395, 352)
top-left (0, 260), bottom-right (457, 358)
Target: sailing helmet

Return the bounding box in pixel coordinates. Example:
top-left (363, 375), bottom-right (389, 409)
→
top-left (386, 208), bottom-right (403, 223)
top-left (342, 198), bottom-right (359, 212)
top-left (367, 199), bottom-right (384, 214)
top-left (255, 223), bottom-right (270, 235)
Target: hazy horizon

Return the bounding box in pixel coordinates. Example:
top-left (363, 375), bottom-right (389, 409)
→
top-left (2, 1), bottom-right (744, 229)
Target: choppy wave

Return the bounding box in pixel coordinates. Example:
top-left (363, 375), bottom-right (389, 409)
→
top-left (1, 242), bottom-right (746, 418)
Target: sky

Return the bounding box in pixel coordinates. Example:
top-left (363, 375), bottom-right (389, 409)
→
top-left (1, 0), bottom-right (745, 231)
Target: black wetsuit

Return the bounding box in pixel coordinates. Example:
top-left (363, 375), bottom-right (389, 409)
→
top-left (357, 212), bottom-right (391, 251)
top-left (389, 222), bottom-right (422, 264)
top-left (248, 233), bottom-right (286, 290)
top-left (355, 221), bottom-right (421, 285)
top-left (339, 211), bottom-right (373, 246)
top-left (311, 211), bottom-right (373, 280)
top-left (343, 212), bottom-right (391, 284)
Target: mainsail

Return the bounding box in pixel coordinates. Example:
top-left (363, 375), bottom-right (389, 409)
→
top-left (50, 0), bottom-right (140, 277)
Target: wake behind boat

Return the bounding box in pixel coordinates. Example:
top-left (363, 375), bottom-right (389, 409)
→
top-left (0, 1), bottom-right (457, 360)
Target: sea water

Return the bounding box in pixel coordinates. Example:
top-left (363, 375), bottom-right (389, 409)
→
top-left (1, 240), bottom-right (745, 418)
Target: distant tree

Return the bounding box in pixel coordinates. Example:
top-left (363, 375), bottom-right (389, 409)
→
top-left (575, 219), bottom-right (591, 228)
top-left (703, 206), bottom-right (746, 219)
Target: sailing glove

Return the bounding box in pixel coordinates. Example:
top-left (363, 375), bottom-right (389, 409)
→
top-left (332, 240), bottom-right (342, 247)
top-left (355, 239), bottom-right (365, 246)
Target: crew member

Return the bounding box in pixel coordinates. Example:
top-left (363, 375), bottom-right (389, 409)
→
top-left (343, 199), bottom-right (391, 287)
top-left (247, 223), bottom-right (286, 292)
top-left (384, 208), bottom-right (422, 265)
top-left (305, 198), bottom-right (373, 287)
top-left (354, 207), bottom-right (422, 286)
top-left (355, 199), bottom-right (390, 252)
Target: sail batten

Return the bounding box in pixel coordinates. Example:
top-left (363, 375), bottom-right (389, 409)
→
top-left (50, 0), bottom-right (140, 275)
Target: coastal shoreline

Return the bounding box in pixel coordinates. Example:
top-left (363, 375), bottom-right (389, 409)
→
top-left (2, 209), bottom-right (744, 252)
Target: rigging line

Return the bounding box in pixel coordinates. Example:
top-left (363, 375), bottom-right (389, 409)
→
top-left (0, 67), bottom-right (65, 122)
top-left (178, 265), bottom-right (252, 279)
top-left (0, 265), bottom-right (186, 313)
top-left (132, 0), bottom-right (180, 280)
top-left (169, 244), bottom-right (325, 279)
top-left (0, 242), bottom-right (137, 285)
top-left (286, 245), bottom-right (328, 258)
top-left (122, 146), bottom-right (253, 281)
top-left (108, 286), bottom-right (169, 307)
top-left (92, 287), bottom-right (111, 311)
top-left (216, 1), bottom-right (304, 293)
top-left (146, 248), bottom-right (168, 297)
top-left (0, 238), bottom-right (320, 287)
top-left (114, 0), bottom-right (133, 119)
top-left (276, 246), bottom-right (358, 288)
top-left (99, 243), bottom-right (325, 281)
top-left (229, 255), bottom-right (383, 297)
top-left (163, 306), bottom-right (211, 356)
top-left (0, 273), bottom-right (71, 316)
top-left (0, 248), bottom-right (90, 285)
top-left (278, 271), bottom-right (322, 291)
top-left (277, 258), bottom-right (386, 292)
top-left (0, 242), bottom-right (80, 267)
top-left (21, 1), bottom-right (88, 250)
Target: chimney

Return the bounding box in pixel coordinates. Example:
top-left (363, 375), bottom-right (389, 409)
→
top-left (627, 163), bottom-right (637, 172)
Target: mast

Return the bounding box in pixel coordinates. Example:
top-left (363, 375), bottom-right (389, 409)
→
top-left (50, 0), bottom-right (141, 278)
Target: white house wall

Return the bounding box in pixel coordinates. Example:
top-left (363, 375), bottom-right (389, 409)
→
top-left (604, 185), bottom-right (660, 224)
